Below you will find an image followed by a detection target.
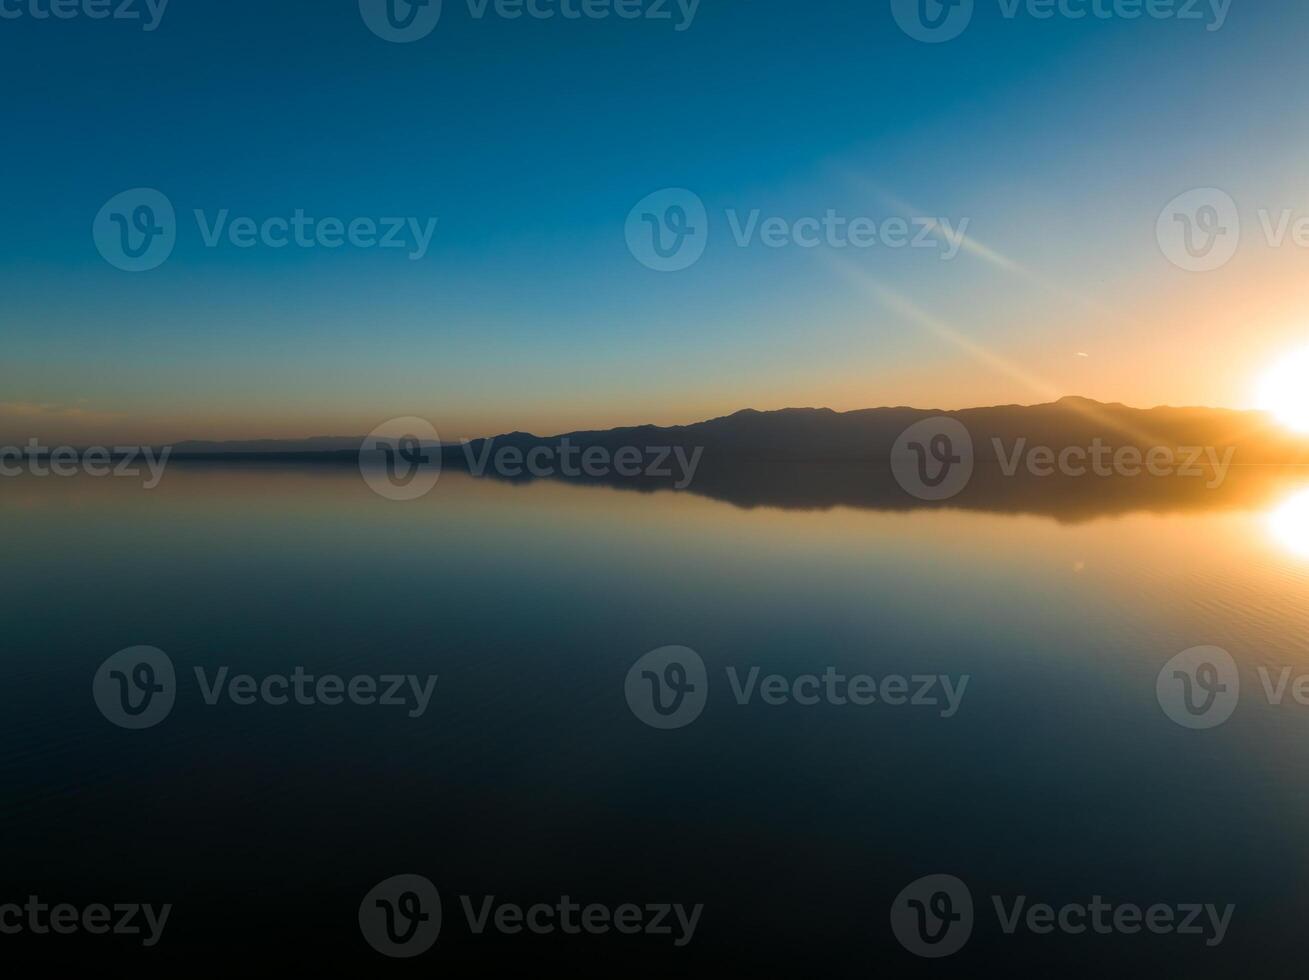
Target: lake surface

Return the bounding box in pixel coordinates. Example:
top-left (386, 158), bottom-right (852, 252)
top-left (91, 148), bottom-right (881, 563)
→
top-left (5, 464), bottom-right (1309, 972)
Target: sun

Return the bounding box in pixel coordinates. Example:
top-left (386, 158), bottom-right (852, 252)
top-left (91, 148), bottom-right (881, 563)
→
top-left (1257, 347), bottom-right (1309, 432)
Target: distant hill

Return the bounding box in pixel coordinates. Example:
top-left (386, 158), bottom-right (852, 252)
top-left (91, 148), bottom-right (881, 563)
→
top-left (449, 396), bottom-right (1309, 464)
top-left (170, 436), bottom-right (367, 454)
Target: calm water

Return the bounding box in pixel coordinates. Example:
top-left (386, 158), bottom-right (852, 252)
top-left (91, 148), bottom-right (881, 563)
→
top-left (5, 465), bottom-right (1309, 972)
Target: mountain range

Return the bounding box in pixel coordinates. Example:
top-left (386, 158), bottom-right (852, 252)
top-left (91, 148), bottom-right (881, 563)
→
top-left (167, 397), bottom-right (1309, 463)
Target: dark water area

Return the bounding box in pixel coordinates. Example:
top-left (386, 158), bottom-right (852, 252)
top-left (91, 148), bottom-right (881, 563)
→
top-left (5, 464), bottom-right (1309, 973)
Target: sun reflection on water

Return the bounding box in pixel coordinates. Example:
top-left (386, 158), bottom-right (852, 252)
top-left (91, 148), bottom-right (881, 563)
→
top-left (1269, 488), bottom-right (1309, 558)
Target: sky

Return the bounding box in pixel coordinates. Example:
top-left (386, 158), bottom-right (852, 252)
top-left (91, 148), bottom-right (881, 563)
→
top-left (4, 0), bottom-right (1309, 443)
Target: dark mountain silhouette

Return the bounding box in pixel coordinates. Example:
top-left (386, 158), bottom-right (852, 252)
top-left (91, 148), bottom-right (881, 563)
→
top-left (448, 396), bottom-right (1309, 465)
top-left (167, 396), bottom-right (1309, 464)
top-left (157, 398), bottom-right (1309, 523)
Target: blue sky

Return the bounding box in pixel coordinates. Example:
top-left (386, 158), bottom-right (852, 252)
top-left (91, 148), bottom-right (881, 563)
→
top-left (4, 0), bottom-right (1308, 441)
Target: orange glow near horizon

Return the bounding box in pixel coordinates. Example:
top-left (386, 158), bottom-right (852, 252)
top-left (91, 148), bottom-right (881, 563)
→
top-left (14, 289), bottom-right (1309, 446)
